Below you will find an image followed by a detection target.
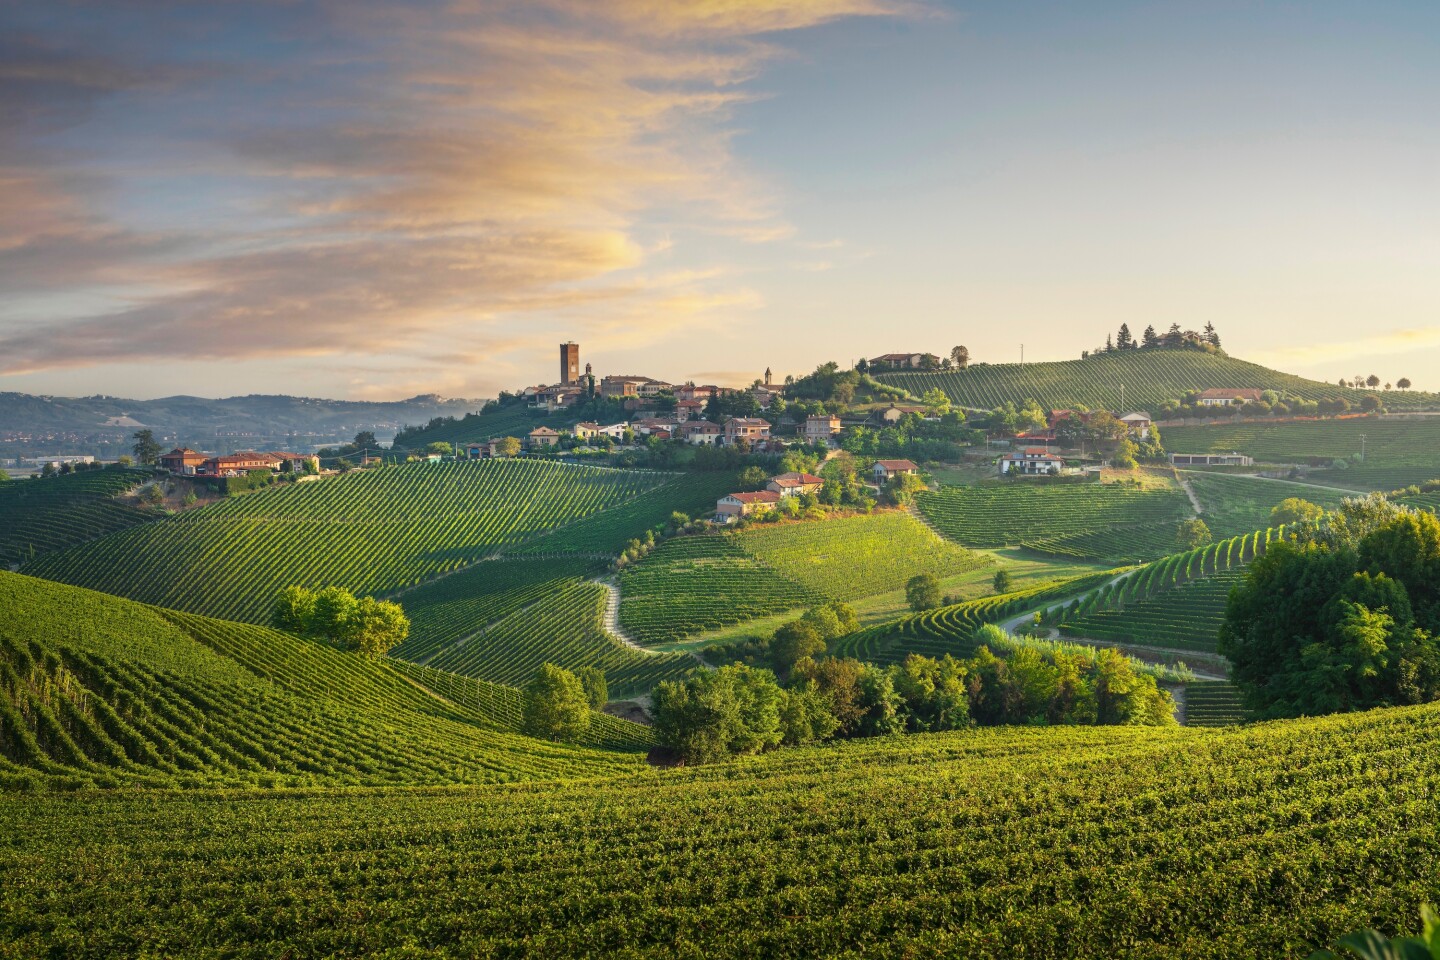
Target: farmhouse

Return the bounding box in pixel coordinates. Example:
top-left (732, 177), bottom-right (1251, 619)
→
top-left (766, 472), bottom-right (825, 497)
top-left (676, 384), bottom-right (721, 402)
top-left (1196, 388), bottom-right (1263, 407)
top-left (598, 423), bottom-right (631, 441)
top-left (633, 418), bottom-right (679, 436)
top-left (674, 400), bottom-right (705, 420)
top-left (872, 459), bottom-right (920, 484)
top-left (999, 448), bottom-right (1066, 476)
top-left (1169, 452), bottom-right (1255, 467)
top-left (465, 439), bottom-right (509, 459)
top-left (804, 414), bottom-right (842, 442)
top-left (196, 451), bottom-right (283, 477)
top-left (873, 404), bottom-right (934, 425)
top-left (527, 427), bottom-right (560, 449)
top-left (268, 452), bottom-right (318, 474)
top-left (572, 422), bottom-right (602, 440)
top-left (723, 417), bottom-right (772, 446)
top-left (677, 420), bottom-right (722, 445)
top-left (158, 448), bottom-right (206, 475)
top-left (1118, 412), bottom-right (1153, 439)
top-left (715, 490), bottom-right (782, 521)
top-left (869, 353), bottom-right (932, 370)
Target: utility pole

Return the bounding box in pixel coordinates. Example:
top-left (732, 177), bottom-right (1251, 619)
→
top-left (1359, 434), bottom-right (1367, 462)
top-left (1120, 383), bottom-right (1125, 413)
top-left (1021, 344), bottom-right (1025, 365)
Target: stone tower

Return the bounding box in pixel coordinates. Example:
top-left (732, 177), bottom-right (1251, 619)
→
top-left (560, 342), bottom-right (580, 385)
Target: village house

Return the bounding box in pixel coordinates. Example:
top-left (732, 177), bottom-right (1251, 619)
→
top-left (766, 472), bottom-right (825, 497)
top-left (527, 426), bottom-right (560, 449)
top-left (873, 404), bottom-right (933, 425)
top-left (674, 399), bottom-right (704, 420)
top-left (872, 459), bottom-right (920, 484)
top-left (723, 417), bottom-right (771, 446)
top-left (676, 384), bottom-right (723, 403)
top-left (633, 418), bottom-right (680, 436)
top-left (1196, 388), bottom-right (1263, 407)
top-left (159, 447), bottom-right (207, 475)
top-left (268, 452), bottom-right (318, 474)
top-left (869, 353), bottom-right (932, 370)
top-left (715, 490), bottom-right (782, 521)
top-left (678, 420), bottom-right (722, 445)
top-left (597, 423), bottom-right (631, 441)
top-left (465, 439), bottom-right (509, 459)
top-left (196, 451), bottom-right (284, 477)
top-left (1118, 412), bottom-right (1153, 439)
top-left (999, 448), bottom-right (1066, 476)
top-left (1169, 452), bottom-right (1255, 467)
top-left (804, 414), bottom-right (843, 442)
top-left (572, 422), bottom-right (602, 440)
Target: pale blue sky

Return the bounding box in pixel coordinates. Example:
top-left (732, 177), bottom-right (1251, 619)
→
top-left (1, 1), bottom-right (1436, 399)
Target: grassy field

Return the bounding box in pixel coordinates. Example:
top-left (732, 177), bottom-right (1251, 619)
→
top-left (916, 480), bottom-right (1193, 563)
top-left (7, 703), bottom-right (1437, 956)
top-left (1164, 416), bottom-right (1440, 468)
top-left (23, 460), bottom-right (670, 623)
top-left (874, 349), bottom-right (1439, 414)
top-left (620, 512), bottom-right (986, 646)
top-left (0, 468), bottom-right (155, 566)
top-left (0, 571), bottom-right (651, 790)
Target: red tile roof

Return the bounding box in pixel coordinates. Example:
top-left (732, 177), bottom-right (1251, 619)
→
top-left (770, 472), bottom-right (824, 487)
top-left (724, 491), bottom-right (782, 504)
top-left (874, 459), bottom-right (919, 470)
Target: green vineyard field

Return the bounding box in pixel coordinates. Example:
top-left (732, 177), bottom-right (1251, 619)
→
top-left (1164, 416), bottom-right (1440, 467)
top-left (1059, 571), bottom-right (1242, 653)
top-left (0, 571), bottom-right (650, 790)
top-left (1183, 473), bottom-right (1347, 540)
top-left (1183, 680), bottom-right (1250, 727)
top-left (0, 468), bottom-right (155, 566)
top-left (873, 350), bottom-right (1437, 414)
top-left (916, 481), bottom-right (1192, 562)
top-left (23, 460), bottom-right (670, 623)
top-left (6, 702), bottom-right (1437, 957)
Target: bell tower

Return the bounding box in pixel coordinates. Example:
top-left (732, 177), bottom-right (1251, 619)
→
top-left (560, 342), bottom-right (580, 385)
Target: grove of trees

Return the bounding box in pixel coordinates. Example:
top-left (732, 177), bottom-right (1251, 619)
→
top-left (271, 585), bottom-right (410, 656)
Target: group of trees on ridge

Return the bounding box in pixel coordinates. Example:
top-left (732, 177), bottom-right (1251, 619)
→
top-left (272, 585), bottom-right (410, 656)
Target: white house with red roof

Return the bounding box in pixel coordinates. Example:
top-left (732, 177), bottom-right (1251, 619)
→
top-left (766, 472), bottom-right (825, 497)
top-left (1196, 388), bottom-right (1263, 407)
top-left (999, 448), bottom-right (1066, 476)
top-left (872, 459), bottom-right (920, 484)
top-left (715, 490), bottom-right (782, 521)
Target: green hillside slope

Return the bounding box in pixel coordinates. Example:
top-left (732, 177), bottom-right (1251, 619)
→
top-left (23, 460), bottom-right (671, 622)
top-left (875, 350), bottom-right (1438, 414)
top-left (0, 468), bottom-right (156, 566)
top-left (0, 571), bottom-right (649, 790)
top-left (5, 703), bottom-right (1437, 957)
top-left (1060, 570), bottom-right (1243, 653)
top-left (1183, 472), bottom-right (1348, 539)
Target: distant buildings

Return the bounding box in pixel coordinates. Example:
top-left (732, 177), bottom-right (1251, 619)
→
top-left (1169, 452), bottom-right (1254, 467)
top-left (869, 353), bottom-right (934, 370)
top-left (1196, 388), bottom-right (1263, 407)
top-left (872, 459), bottom-right (920, 484)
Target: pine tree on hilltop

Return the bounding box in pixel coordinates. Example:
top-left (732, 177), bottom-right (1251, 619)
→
top-left (1116, 323), bottom-right (1134, 349)
top-left (1141, 324), bottom-right (1160, 348)
top-left (1204, 322), bottom-right (1221, 348)
top-left (1163, 323), bottom-right (1184, 349)
top-left (1105, 333), bottom-right (1114, 352)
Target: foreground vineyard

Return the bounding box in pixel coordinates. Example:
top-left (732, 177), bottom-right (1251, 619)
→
top-left (4, 704), bottom-right (1437, 957)
top-left (873, 350), bottom-right (1437, 414)
top-left (0, 468), bottom-right (155, 566)
top-left (23, 460), bottom-right (671, 622)
top-left (0, 572), bottom-right (649, 789)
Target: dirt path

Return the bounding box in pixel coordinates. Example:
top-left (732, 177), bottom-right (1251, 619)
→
top-left (595, 577), bottom-right (711, 668)
top-left (1174, 471), bottom-right (1204, 516)
top-left (1223, 472), bottom-right (1362, 495)
top-left (996, 568), bottom-right (1139, 634)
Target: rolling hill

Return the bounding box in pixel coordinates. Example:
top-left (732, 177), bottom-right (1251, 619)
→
top-left (4, 701), bottom-right (1437, 957)
top-left (22, 459), bottom-right (676, 623)
top-left (0, 467), bottom-right (156, 566)
top-left (0, 571), bottom-right (651, 791)
top-left (874, 350), bottom-right (1438, 414)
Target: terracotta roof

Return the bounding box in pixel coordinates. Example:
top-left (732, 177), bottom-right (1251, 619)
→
top-left (529, 426), bottom-right (560, 436)
top-left (1198, 388), bottom-right (1263, 401)
top-left (725, 417), bottom-right (771, 427)
top-left (872, 353), bottom-right (921, 362)
top-left (1004, 451), bottom-right (1064, 461)
top-left (770, 472), bottom-right (824, 487)
top-left (873, 459), bottom-right (919, 470)
top-left (1119, 412), bottom-right (1151, 421)
top-left (724, 490), bottom-right (782, 504)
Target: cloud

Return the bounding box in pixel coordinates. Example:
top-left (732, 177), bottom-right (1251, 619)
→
top-left (0, 0), bottom-right (911, 389)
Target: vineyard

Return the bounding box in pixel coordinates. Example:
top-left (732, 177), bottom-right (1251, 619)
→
top-left (395, 404), bottom-right (569, 448)
top-left (1183, 680), bottom-right (1250, 726)
top-left (916, 481), bottom-right (1193, 562)
top-left (0, 468), bottom-right (155, 566)
top-left (1059, 571), bottom-right (1242, 653)
top-left (1183, 472), bottom-right (1347, 540)
top-left (1164, 416), bottom-right (1440, 467)
top-left (733, 512), bottom-right (987, 601)
top-left (6, 703), bottom-right (1438, 957)
top-left (619, 535), bottom-right (821, 645)
top-left (419, 577), bottom-right (694, 696)
top-left (0, 571), bottom-right (650, 790)
top-left (23, 460), bottom-right (671, 623)
top-left (873, 349), bottom-right (1438, 414)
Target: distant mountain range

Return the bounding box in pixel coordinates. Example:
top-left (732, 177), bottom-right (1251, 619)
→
top-left (0, 392), bottom-right (484, 459)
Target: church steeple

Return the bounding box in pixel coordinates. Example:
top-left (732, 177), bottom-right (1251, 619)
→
top-left (764, 367), bottom-right (772, 386)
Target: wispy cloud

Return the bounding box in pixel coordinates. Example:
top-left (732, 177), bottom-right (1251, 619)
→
top-left (0, 0), bottom-right (908, 389)
top-left (1253, 327), bottom-right (1440, 369)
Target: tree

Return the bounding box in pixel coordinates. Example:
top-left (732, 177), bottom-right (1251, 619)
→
top-left (1397, 377), bottom-right (1412, 391)
top-left (1366, 374), bottom-right (1381, 389)
top-left (992, 569), bottom-right (1012, 594)
top-left (950, 345), bottom-right (970, 369)
top-left (343, 596), bottom-right (409, 656)
top-left (574, 666), bottom-right (608, 710)
top-left (652, 665), bottom-right (784, 764)
top-left (738, 465), bottom-right (768, 490)
top-left (310, 586), bottom-right (358, 642)
top-left (271, 586), bottom-right (316, 634)
top-left (906, 573), bottom-right (942, 612)
top-left (496, 437), bottom-right (522, 458)
top-left (885, 472), bottom-right (926, 507)
top-left (424, 442), bottom-right (452, 456)
top-left (1114, 324), bottom-right (1133, 349)
top-left (1141, 324), bottom-right (1160, 348)
top-left (1271, 498), bottom-right (1324, 527)
top-left (1111, 437), bottom-right (1139, 470)
top-left (143, 484), bottom-right (165, 506)
top-left (1359, 394), bottom-right (1383, 413)
top-left (772, 620), bottom-right (826, 673)
top-left (522, 664), bottom-right (592, 742)
top-left (1177, 518), bottom-right (1212, 550)
top-left (1163, 323), bottom-right (1184, 348)
top-left (352, 431), bottom-right (378, 452)
top-left (131, 430), bottom-right (161, 466)
top-left (1203, 322), bottom-right (1221, 348)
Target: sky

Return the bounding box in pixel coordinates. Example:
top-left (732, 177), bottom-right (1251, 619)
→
top-left (2, 0), bottom-right (1437, 401)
